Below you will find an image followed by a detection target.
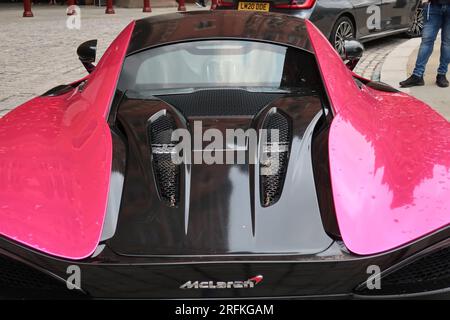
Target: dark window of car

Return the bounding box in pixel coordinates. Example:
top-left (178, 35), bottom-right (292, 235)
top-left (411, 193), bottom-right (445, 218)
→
top-left (118, 40), bottom-right (320, 94)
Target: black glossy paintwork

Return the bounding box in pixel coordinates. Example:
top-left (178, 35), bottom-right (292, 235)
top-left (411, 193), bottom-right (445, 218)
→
top-left (126, 11), bottom-right (313, 56)
top-left (0, 226), bottom-right (449, 298)
top-left (381, 0), bottom-right (417, 31)
top-left (107, 22), bottom-right (337, 258)
top-left (41, 83), bottom-right (78, 97)
top-left (311, 112), bottom-right (342, 239)
top-left (77, 39), bottom-right (97, 73)
top-left (108, 92), bottom-right (333, 256)
top-left (100, 130), bottom-right (127, 242)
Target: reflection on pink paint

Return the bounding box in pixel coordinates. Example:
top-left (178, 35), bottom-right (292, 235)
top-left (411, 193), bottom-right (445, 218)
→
top-left (0, 22), bottom-right (135, 259)
top-left (306, 19), bottom-right (450, 255)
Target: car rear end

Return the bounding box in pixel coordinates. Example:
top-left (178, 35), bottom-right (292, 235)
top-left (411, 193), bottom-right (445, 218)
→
top-left (216, 0), bottom-right (316, 19)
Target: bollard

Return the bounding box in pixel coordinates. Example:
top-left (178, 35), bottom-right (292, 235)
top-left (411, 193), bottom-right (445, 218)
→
top-left (67, 0), bottom-right (76, 15)
top-left (177, 0), bottom-right (186, 11)
top-left (143, 0), bottom-right (151, 12)
top-left (105, 0), bottom-right (115, 14)
top-left (23, 0), bottom-right (33, 17)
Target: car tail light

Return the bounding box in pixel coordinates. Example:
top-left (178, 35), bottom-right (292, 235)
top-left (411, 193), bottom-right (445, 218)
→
top-left (273, 0), bottom-right (315, 9)
top-left (217, 0), bottom-right (234, 7)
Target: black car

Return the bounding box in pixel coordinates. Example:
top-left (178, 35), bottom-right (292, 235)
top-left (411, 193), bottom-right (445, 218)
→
top-left (216, 0), bottom-right (424, 54)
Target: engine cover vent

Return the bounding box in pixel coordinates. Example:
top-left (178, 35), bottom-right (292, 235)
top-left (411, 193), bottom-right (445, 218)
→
top-left (155, 90), bottom-right (283, 117)
top-left (148, 111), bottom-right (180, 207)
top-left (260, 109), bottom-right (292, 207)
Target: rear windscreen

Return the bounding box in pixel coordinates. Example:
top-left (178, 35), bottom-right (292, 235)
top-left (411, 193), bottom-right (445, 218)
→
top-left (119, 40), bottom-right (320, 93)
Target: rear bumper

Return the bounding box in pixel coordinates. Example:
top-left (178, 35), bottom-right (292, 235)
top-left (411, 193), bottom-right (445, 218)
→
top-left (0, 231), bottom-right (449, 299)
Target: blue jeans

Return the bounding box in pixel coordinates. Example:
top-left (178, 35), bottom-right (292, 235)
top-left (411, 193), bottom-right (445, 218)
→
top-left (413, 3), bottom-right (450, 77)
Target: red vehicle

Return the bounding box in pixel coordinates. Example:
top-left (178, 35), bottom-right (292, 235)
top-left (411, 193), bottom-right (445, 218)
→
top-left (0, 11), bottom-right (448, 299)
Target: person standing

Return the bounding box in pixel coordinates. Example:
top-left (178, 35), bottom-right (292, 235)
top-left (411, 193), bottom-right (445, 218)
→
top-left (400, 0), bottom-right (450, 88)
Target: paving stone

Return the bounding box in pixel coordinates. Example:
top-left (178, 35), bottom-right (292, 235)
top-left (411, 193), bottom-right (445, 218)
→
top-left (0, 4), bottom-right (205, 114)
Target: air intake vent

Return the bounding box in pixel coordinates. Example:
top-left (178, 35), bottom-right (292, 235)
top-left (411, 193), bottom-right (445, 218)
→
top-left (148, 112), bottom-right (180, 207)
top-left (156, 90), bottom-right (283, 117)
top-left (356, 246), bottom-right (450, 296)
top-left (260, 110), bottom-right (292, 207)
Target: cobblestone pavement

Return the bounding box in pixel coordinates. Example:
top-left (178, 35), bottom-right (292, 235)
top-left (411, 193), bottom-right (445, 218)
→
top-left (0, 4), bottom-right (203, 117)
top-left (354, 35), bottom-right (408, 81)
top-left (0, 4), bottom-right (407, 117)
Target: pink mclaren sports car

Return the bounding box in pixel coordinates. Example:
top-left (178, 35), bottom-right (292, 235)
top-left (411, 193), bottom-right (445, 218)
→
top-left (0, 11), bottom-right (449, 299)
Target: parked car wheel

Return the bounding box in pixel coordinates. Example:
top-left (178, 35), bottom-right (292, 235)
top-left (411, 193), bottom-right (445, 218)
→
top-left (330, 16), bottom-right (355, 56)
top-left (406, 4), bottom-right (424, 38)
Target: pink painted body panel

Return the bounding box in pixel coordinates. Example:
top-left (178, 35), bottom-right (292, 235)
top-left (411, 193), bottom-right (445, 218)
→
top-left (306, 20), bottom-right (450, 255)
top-left (0, 22), bottom-right (135, 259)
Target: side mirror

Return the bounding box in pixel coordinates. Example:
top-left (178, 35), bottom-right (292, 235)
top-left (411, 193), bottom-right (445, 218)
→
top-left (343, 40), bottom-right (364, 71)
top-left (77, 39), bottom-right (97, 73)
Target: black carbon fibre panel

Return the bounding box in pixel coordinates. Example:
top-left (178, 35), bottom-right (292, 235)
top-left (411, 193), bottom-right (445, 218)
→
top-left (156, 90), bottom-right (283, 117)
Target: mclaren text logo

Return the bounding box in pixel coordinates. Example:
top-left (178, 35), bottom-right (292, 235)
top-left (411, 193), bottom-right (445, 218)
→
top-left (180, 275), bottom-right (263, 289)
